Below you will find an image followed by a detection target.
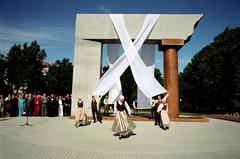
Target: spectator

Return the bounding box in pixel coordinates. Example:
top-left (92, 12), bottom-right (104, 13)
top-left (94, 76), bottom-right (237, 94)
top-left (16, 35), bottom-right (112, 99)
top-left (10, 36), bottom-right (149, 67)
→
top-left (18, 94), bottom-right (25, 117)
top-left (0, 95), bottom-right (4, 118)
top-left (41, 93), bottom-right (48, 116)
top-left (28, 93), bottom-right (34, 116)
top-left (11, 94), bottom-right (18, 116)
top-left (4, 94), bottom-right (12, 118)
top-left (58, 96), bottom-right (64, 117)
top-left (48, 94), bottom-right (57, 117)
top-left (33, 95), bottom-right (41, 116)
top-left (64, 94), bottom-right (71, 116)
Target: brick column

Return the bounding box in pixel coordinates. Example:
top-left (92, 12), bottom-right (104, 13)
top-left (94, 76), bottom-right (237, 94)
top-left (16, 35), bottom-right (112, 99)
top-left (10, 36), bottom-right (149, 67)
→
top-left (161, 39), bottom-right (184, 118)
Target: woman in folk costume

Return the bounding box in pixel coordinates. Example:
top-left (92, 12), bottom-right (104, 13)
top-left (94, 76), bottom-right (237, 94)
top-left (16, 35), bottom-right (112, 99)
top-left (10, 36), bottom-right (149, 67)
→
top-left (112, 95), bottom-right (136, 139)
top-left (157, 94), bottom-right (170, 130)
top-left (75, 96), bottom-right (89, 127)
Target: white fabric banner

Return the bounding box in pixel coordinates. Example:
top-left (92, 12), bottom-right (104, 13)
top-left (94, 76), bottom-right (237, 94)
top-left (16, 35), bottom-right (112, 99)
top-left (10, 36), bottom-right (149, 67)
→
top-left (107, 44), bottom-right (122, 104)
top-left (92, 14), bottom-right (167, 99)
top-left (137, 44), bottom-right (156, 109)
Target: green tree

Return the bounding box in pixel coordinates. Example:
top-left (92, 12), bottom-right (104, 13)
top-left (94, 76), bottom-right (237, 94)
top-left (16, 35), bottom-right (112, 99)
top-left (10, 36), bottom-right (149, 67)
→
top-left (120, 66), bottom-right (137, 104)
top-left (47, 58), bottom-right (73, 95)
top-left (0, 54), bottom-right (11, 95)
top-left (0, 54), bottom-right (5, 85)
top-left (6, 41), bottom-right (47, 93)
top-left (154, 68), bottom-right (163, 85)
top-left (180, 27), bottom-right (240, 113)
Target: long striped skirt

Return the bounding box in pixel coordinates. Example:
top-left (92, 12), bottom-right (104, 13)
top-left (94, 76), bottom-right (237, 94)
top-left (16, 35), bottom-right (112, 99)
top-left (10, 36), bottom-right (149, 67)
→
top-left (161, 110), bottom-right (170, 128)
top-left (112, 111), bottom-right (136, 133)
top-left (76, 107), bottom-right (85, 121)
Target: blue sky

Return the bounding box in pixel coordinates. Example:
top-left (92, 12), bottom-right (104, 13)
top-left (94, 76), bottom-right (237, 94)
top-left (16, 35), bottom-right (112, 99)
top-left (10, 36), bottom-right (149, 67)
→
top-left (0, 0), bottom-right (240, 73)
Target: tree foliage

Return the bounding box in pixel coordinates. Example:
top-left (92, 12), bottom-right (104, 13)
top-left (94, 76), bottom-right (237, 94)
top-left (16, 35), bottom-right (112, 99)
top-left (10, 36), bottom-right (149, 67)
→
top-left (0, 54), bottom-right (6, 85)
top-left (0, 54), bottom-right (11, 95)
top-left (6, 41), bottom-right (47, 93)
top-left (47, 58), bottom-right (73, 95)
top-left (1, 41), bottom-right (73, 95)
top-left (180, 27), bottom-right (240, 113)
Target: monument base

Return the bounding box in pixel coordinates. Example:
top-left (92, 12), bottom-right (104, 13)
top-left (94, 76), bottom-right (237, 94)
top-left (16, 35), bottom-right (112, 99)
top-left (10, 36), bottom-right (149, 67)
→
top-left (68, 116), bottom-right (209, 122)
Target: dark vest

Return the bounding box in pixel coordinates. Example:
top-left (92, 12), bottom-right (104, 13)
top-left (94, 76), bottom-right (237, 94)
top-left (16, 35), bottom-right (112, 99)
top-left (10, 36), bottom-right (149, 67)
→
top-left (91, 100), bottom-right (97, 110)
top-left (77, 101), bottom-right (83, 108)
top-left (117, 101), bottom-right (126, 112)
top-left (162, 104), bottom-right (167, 110)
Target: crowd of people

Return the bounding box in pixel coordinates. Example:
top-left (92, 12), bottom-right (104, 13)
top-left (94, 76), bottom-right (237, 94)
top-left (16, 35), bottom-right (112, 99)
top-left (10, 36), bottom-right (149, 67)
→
top-left (0, 93), bottom-right (72, 118)
top-left (0, 92), bottom-right (171, 140)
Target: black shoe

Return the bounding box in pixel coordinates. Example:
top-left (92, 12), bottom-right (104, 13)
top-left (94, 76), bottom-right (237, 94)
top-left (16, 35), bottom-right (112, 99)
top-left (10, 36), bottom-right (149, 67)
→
top-left (99, 121), bottom-right (102, 123)
top-left (94, 121), bottom-right (96, 123)
top-left (119, 136), bottom-right (122, 140)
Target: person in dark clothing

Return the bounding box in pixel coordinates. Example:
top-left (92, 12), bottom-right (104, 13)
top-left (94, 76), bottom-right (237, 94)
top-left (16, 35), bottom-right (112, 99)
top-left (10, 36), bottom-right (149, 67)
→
top-left (153, 95), bottom-right (162, 126)
top-left (48, 94), bottom-right (57, 117)
top-left (91, 96), bottom-right (102, 123)
top-left (29, 93), bottom-right (35, 116)
top-left (11, 94), bottom-right (18, 117)
top-left (64, 94), bottom-right (71, 116)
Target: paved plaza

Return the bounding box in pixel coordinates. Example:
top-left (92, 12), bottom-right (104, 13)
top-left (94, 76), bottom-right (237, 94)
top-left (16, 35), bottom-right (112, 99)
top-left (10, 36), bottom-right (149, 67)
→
top-left (0, 117), bottom-right (240, 159)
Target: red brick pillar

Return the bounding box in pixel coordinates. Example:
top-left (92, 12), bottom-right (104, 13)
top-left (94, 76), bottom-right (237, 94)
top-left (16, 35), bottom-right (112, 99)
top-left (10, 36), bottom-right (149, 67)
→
top-left (161, 39), bottom-right (184, 118)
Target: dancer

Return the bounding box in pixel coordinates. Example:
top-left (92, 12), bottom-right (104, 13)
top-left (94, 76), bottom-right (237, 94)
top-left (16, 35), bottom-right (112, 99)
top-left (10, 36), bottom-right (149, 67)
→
top-left (132, 100), bottom-right (138, 116)
top-left (103, 95), bottom-right (109, 116)
top-left (75, 96), bottom-right (89, 127)
top-left (112, 95), bottom-right (136, 139)
top-left (157, 94), bottom-right (170, 130)
top-left (153, 95), bottom-right (162, 126)
top-left (91, 96), bottom-right (102, 123)
top-left (149, 97), bottom-right (155, 118)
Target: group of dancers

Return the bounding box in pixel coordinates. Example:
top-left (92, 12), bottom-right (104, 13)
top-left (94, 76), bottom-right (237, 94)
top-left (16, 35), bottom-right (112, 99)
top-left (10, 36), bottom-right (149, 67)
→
top-left (74, 94), bottom-right (170, 140)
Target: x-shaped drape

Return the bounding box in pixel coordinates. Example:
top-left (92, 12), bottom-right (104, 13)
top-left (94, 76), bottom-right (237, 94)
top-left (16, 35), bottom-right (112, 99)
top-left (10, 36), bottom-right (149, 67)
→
top-left (92, 14), bottom-right (167, 100)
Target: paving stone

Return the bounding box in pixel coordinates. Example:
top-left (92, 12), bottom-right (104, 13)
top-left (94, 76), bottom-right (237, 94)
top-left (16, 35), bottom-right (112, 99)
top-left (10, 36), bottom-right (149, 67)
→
top-left (0, 117), bottom-right (240, 159)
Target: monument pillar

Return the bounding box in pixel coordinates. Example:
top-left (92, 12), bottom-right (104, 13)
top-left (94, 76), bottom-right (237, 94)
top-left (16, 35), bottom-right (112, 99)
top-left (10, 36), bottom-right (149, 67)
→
top-left (161, 39), bottom-right (184, 118)
top-left (72, 14), bottom-right (202, 116)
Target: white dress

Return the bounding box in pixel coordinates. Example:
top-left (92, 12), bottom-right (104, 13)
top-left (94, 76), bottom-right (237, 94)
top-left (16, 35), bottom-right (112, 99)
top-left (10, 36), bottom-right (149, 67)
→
top-left (58, 99), bottom-right (63, 116)
top-left (157, 103), bottom-right (170, 129)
